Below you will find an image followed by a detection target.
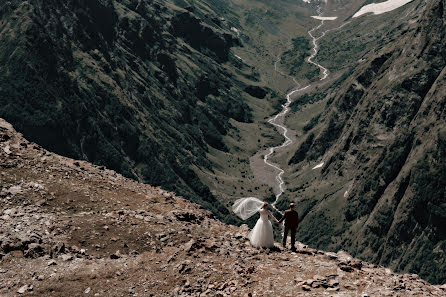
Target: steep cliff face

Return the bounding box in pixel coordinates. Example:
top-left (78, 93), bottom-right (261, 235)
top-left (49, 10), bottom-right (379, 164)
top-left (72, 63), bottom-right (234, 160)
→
top-left (289, 0), bottom-right (446, 284)
top-left (0, 0), bottom-right (260, 222)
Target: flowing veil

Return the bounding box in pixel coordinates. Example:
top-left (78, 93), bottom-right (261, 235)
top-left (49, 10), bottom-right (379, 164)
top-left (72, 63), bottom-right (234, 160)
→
top-left (232, 197), bottom-right (264, 220)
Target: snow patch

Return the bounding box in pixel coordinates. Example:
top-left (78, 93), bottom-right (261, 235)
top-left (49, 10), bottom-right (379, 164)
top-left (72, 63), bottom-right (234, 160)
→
top-left (312, 162), bottom-right (324, 170)
top-left (353, 0), bottom-right (414, 18)
top-left (311, 16), bottom-right (338, 21)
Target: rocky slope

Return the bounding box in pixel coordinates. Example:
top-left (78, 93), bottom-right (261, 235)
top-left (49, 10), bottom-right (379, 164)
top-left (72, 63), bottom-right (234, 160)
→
top-left (2, 118), bottom-right (446, 296)
top-left (286, 0), bottom-right (446, 284)
top-left (0, 0), bottom-right (276, 223)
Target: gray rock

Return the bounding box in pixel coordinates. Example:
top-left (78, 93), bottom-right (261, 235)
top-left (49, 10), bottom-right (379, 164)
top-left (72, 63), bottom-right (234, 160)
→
top-left (24, 243), bottom-right (45, 258)
top-left (61, 254), bottom-right (74, 261)
top-left (110, 250), bottom-right (121, 259)
top-left (327, 279), bottom-right (339, 287)
top-left (17, 284), bottom-right (32, 294)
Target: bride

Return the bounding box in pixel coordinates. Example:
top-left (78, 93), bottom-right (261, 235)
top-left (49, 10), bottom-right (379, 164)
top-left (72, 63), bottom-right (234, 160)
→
top-left (233, 198), bottom-right (278, 248)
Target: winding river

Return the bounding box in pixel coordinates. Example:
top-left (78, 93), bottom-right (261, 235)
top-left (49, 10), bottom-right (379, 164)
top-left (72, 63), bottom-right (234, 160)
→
top-left (264, 9), bottom-right (333, 212)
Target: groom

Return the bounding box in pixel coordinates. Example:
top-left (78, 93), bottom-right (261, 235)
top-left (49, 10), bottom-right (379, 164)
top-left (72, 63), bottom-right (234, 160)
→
top-left (278, 203), bottom-right (299, 250)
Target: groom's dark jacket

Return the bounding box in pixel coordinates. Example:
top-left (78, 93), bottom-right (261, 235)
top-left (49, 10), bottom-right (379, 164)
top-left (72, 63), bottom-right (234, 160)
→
top-left (278, 209), bottom-right (299, 229)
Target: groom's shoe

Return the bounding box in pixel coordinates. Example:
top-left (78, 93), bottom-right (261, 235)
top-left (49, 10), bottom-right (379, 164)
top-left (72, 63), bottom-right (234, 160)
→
top-left (291, 246), bottom-right (296, 252)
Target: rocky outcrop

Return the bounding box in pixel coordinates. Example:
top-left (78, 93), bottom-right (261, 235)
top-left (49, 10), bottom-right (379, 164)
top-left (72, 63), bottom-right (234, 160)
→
top-left (1, 118), bottom-right (445, 296)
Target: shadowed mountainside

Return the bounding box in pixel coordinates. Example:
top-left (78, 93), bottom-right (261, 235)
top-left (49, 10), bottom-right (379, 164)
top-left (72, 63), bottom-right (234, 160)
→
top-left (0, 0), bottom-right (273, 223)
top-left (286, 0), bottom-right (446, 284)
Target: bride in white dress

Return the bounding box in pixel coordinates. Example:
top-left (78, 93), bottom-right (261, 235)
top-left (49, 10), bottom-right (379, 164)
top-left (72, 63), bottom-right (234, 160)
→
top-left (232, 198), bottom-right (279, 248)
top-left (249, 202), bottom-right (279, 248)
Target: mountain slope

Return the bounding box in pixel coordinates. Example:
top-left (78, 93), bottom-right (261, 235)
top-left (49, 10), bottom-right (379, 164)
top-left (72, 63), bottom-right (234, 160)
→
top-left (286, 0), bottom-right (446, 284)
top-left (0, 0), bottom-right (274, 222)
top-left (2, 118), bottom-right (446, 296)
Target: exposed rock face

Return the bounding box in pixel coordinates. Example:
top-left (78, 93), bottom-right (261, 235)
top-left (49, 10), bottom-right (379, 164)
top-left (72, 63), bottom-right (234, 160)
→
top-left (0, 0), bottom-right (253, 222)
top-left (1, 118), bottom-right (446, 296)
top-left (290, 0), bottom-right (446, 284)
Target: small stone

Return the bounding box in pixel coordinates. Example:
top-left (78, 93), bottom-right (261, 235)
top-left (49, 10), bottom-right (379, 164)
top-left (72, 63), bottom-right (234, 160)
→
top-left (36, 199), bottom-right (47, 206)
top-left (302, 285), bottom-right (311, 291)
top-left (47, 260), bottom-right (57, 266)
top-left (84, 287), bottom-right (91, 294)
top-left (110, 250), bottom-right (121, 259)
top-left (344, 284), bottom-right (355, 290)
top-left (325, 252), bottom-right (338, 259)
top-left (311, 282), bottom-right (321, 288)
top-left (61, 254), bottom-right (74, 261)
top-left (327, 279), bottom-right (339, 287)
top-left (17, 285), bottom-right (28, 294)
top-left (327, 287), bottom-right (340, 292)
top-left (350, 260), bottom-right (363, 270)
top-left (356, 280), bottom-right (366, 286)
top-left (37, 275), bottom-right (45, 281)
top-left (71, 245), bottom-right (80, 253)
top-left (339, 265), bottom-right (354, 272)
top-left (183, 239), bottom-right (197, 253)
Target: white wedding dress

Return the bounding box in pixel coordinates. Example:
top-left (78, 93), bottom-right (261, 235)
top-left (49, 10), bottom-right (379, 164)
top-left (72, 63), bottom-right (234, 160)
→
top-left (249, 209), bottom-right (275, 248)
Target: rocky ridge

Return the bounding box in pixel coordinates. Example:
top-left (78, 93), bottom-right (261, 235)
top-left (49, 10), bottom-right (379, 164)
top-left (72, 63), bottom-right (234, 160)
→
top-left (1, 119), bottom-right (446, 296)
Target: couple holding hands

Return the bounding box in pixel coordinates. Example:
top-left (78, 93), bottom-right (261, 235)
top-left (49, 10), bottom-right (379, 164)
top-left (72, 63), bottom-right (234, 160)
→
top-left (233, 198), bottom-right (299, 250)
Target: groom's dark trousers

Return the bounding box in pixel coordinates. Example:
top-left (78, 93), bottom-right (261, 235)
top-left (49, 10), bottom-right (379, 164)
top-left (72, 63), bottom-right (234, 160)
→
top-left (278, 209), bottom-right (299, 249)
top-left (283, 226), bottom-right (297, 248)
